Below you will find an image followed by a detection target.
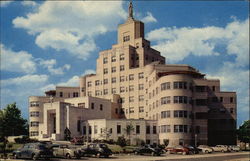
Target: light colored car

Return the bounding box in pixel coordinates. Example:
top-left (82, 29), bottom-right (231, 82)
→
top-left (197, 145), bottom-right (213, 153)
top-left (229, 145), bottom-right (240, 152)
top-left (211, 145), bottom-right (230, 152)
top-left (52, 144), bottom-right (82, 159)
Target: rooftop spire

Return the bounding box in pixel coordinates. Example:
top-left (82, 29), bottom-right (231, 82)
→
top-left (128, 1), bottom-right (134, 19)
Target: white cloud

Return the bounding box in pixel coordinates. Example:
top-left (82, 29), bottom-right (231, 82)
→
top-left (13, 1), bottom-right (126, 59)
top-left (141, 12), bottom-right (157, 23)
top-left (39, 59), bottom-right (71, 75)
top-left (1, 44), bottom-right (37, 73)
top-left (2, 74), bottom-right (49, 87)
top-left (147, 18), bottom-right (249, 64)
top-left (83, 69), bottom-right (96, 75)
top-left (0, 1), bottom-right (13, 7)
top-left (21, 1), bottom-right (37, 6)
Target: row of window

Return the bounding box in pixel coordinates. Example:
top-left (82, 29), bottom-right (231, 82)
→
top-left (87, 73), bottom-right (144, 87)
top-left (30, 111), bottom-right (39, 117)
top-left (30, 131), bottom-right (39, 136)
top-left (30, 102), bottom-right (39, 107)
top-left (90, 103), bottom-right (103, 111)
top-left (82, 124), bottom-right (157, 135)
top-left (160, 125), bottom-right (189, 133)
top-left (59, 92), bottom-right (79, 98)
top-left (161, 96), bottom-right (189, 105)
top-left (104, 65), bottom-right (125, 74)
top-left (161, 110), bottom-right (189, 118)
top-left (103, 54), bottom-right (125, 64)
top-left (92, 85), bottom-right (144, 96)
top-left (30, 122), bottom-right (39, 127)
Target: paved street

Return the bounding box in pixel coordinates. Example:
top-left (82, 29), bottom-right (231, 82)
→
top-left (2, 152), bottom-right (249, 161)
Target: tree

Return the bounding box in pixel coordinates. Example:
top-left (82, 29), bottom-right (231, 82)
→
top-left (123, 123), bottom-right (134, 145)
top-left (64, 127), bottom-right (71, 141)
top-left (0, 103), bottom-right (28, 158)
top-left (99, 128), bottom-right (111, 141)
top-left (117, 136), bottom-right (126, 147)
top-left (237, 120), bottom-right (250, 145)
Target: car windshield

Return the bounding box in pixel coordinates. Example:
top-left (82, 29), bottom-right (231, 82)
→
top-left (38, 145), bottom-right (48, 150)
top-left (99, 144), bottom-right (108, 148)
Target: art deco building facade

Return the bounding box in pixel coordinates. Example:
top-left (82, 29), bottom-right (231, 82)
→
top-left (29, 3), bottom-right (237, 146)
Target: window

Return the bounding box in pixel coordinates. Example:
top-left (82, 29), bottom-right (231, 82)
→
top-left (123, 35), bottom-right (130, 42)
top-left (87, 81), bottom-right (92, 87)
top-left (196, 99), bottom-right (207, 106)
top-left (220, 97), bottom-right (223, 102)
top-left (139, 84), bottom-right (144, 90)
top-left (94, 125), bottom-right (98, 134)
top-left (103, 57), bottom-right (108, 64)
top-left (30, 131), bottom-right (39, 136)
top-left (73, 92), bottom-right (79, 97)
top-left (129, 96), bottom-right (134, 102)
top-left (146, 126), bottom-right (150, 134)
top-left (117, 125), bottom-right (121, 134)
top-left (212, 86), bottom-right (215, 91)
top-left (30, 122), bottom-right (39, 127)
top-left (139, 95), bottom-right (144, 102)
top-left (112, 77), bottom-right (116, 83)
top-left (30, 111), bottom-right (39, 117)
top-left (195, 86), bottom-right (207, 92)
top-left (87, 91), bottom-right (92, 96)
top-left (30, 102), bottom-right (39, 107)
top-left (103, 79), bottom-right (108, 84)
top-left (129, 85), bottom-right (134, 91)
top-left (161, 125), bottom-right (171, 133)
top-left (120, 65), bottom-right (125, 71)
top-left (111, 67), bottom-right (116, 73)
top-left (78, 103), bottom-right (85, 108)
top-left (121, 97), bottom-right (125, 103)
top-left (112, 88), bottom-right (116, 94)
top-left (136, 125), bottom-right (140, 134)
top-left (120, 54), bottom-right (125, 61)
top-left (83, 126), bottom-right (86, 135)
top-left (120, 87), bottom-right (125, 93)
top-left (95, 80), bottom-right (100, 86)
top-left (103, 68), bottom-right (108, 74)
top-left (174, 82), bottom-right (187, 89)
top-left (129, 74), bottom-right (134, 80)
top-left (161, 96), bottom-right (171, 105)
top-left (161, 82), bottom-right (170, 90)
top-left (174, 96), bottom-right (188, 104)
top-left (156, 87), bottom-right (159, 94)
top-left (120, 76), bottom-right (125, 82)
top-left (103, 89), bottom-right (108, 95)
top-left (138, 72), bottom-right (144, 79)
top-left (139, 106), bottom-right (144, 113)
top-left (230, 97), bottom-right (234, 103)
top-left (230, 108), bottom-right (234, 114)
top-left (174, 111), bottom-right (188, 118)
top-left (153, 126), bottom-right (157, 134)
top-left (129, 107), bottom-right (135, 113)
top-left (59, 92), bottom-right (63, 97)
top-left (89, 126), bottom-right (92, 134)
top-left (95, 90), bottom-right (101, 96)
top-left (91, 103), bottom-right (94, 109)
top-left (111, 56), bottom-right (116, 62)
top-left (161, 111), bottom-right (171, 118)
top-left (77, 120), bottom-right (81, 132)
top-left (174, 125), bottom-right (188, 133)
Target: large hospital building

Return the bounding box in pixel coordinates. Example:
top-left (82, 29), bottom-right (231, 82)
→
top-left (29, 2), bottom-right (237, 146)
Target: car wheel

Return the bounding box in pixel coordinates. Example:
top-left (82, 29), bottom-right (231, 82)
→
top-left (66, 153), bottom-right (71, 159)
top-left (151, 152), bottom-right (155, 156)
top-left (96, 152), bottom-right (101, 158)
top-left (32, 154), bottom-right (38, 160)
top-left (13, 153), bottom-right (18, 159)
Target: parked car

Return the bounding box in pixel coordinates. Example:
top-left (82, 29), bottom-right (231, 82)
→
top-left (184, 145), bottom-right (199, 154)
top-left (197, 145), bottom-right (213, 153)
top-left (229, 145), bottom-right (240, 152)
top-left (211, 145), bottom-right (230, 152)
top-left (52, 144), bottom-right (82, 159)
top-left (13, 143), bottom-right (53, 160)
top-left (81, 143), bottom-right (112, 158)
top-left (165, 145), bottom-right (189, 155)
top-left (134, 144), bottom-right (163, 156)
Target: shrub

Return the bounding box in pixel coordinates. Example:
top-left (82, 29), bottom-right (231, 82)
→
top-left (117, 136), bottom-right (126, 147)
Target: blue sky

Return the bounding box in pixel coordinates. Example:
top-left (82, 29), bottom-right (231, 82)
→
top-left (1, 1), bottom-right (249, 127)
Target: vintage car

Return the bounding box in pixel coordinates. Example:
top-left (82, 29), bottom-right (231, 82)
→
top-left (81, 143), bottom-right (112, 158)
top-left (184, 145), bottom-right (199, 154)
top-left (52, 144), bottom-right (82, 159)
top-left (229, 145), bottom-right (241, 152)
top-left (13, 143), bottom-right (53, 160)
top-left (211, 145), bottom-right (230, 152)
top-left (165, 145), bottom-right (190, 155)
top-left (134, 144), bottom-right (163, 156)
top-left (197, 145), bottom-right (213, 153)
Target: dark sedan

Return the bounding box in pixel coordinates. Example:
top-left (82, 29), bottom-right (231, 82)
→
top-left (13, 143), bottom-right (53, 160)
top-left (184, 145), bottom-right (199, 154)
top-left (81, 143), bottom-right (112, 158)
top-left (134, 145), bottom-right (163, 156)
